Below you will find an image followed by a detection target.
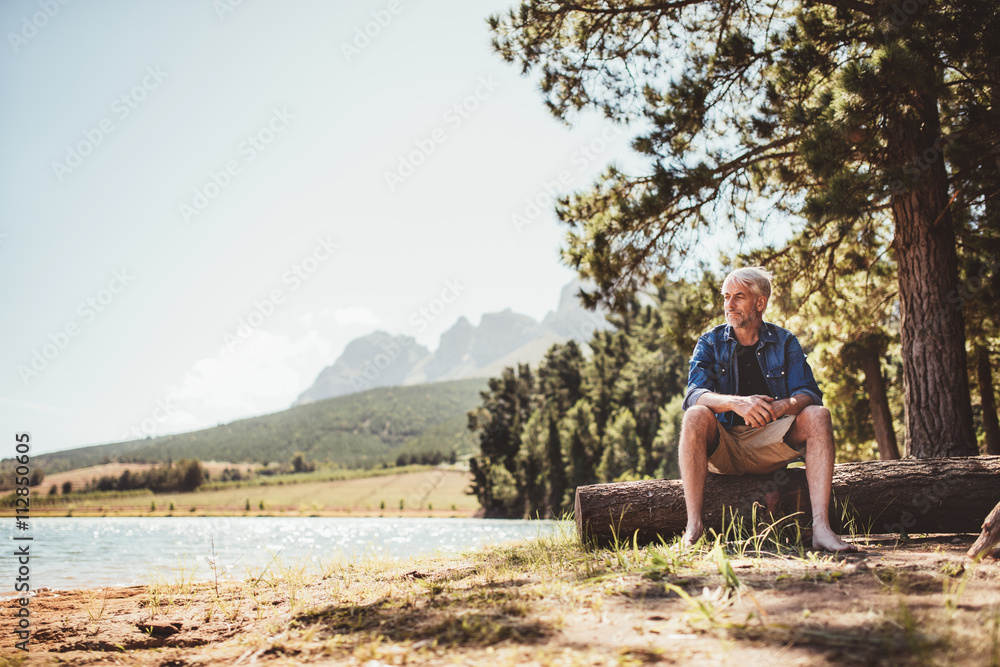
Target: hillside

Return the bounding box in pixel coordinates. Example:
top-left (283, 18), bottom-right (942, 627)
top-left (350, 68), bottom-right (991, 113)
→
top-left (28, 379), bottom-right (487, 475)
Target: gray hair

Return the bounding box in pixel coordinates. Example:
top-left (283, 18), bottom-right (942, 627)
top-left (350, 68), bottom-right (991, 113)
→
top-left (723, 266), bottom-right (774, 301)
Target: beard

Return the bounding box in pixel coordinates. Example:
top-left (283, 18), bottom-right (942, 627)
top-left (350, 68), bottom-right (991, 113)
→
top-left (726, 310), bottom-right (752, 328)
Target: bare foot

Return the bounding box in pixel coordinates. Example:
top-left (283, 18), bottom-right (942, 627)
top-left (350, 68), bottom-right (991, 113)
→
top-left (682, 523), bottom-right (703, 548)
top-left (812, 525), bottom-right (857, 553)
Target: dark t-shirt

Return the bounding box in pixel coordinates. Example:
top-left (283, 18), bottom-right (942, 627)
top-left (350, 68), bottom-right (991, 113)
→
top-left (730, 343), bottom-right (772, 426)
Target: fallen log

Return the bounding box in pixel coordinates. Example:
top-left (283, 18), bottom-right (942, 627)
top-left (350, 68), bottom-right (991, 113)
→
top-left (574, 456), bottom-right (1000, 546)
top-left (968, 500), bottom-right (1000, 561)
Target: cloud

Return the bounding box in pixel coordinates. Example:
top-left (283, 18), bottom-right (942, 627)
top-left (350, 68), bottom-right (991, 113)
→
top-left (333, 306), bottom-right (379, 327)
top-left (158, 329), bottom-right (333, 432)
top-left (300, 307), bottom-right (333, 328)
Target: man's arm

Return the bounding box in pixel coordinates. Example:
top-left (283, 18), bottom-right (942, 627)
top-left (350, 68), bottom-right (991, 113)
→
top-left (696, 392), bottom-right (814, 428)
top-left (771, 393), bottom-right (814, 417)
top-left (784, 335), bottom-right (823, 406)
top-left (682, 333), bottom-right (718, 411)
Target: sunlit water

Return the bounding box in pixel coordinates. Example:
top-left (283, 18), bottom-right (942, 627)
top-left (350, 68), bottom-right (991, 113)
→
top-left (1, 517), bottom-right (569, 592)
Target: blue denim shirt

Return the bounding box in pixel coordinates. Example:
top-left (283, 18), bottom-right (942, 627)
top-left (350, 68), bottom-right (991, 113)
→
top-left (682, 322), bottom-right (823, 428)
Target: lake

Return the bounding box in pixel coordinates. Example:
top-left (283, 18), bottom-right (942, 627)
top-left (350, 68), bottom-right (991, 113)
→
top-left (1, 517), bottom-right (569, 592)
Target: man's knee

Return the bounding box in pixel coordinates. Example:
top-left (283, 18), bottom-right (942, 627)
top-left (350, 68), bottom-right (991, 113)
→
top-left (682, 405), bottom-right (716, 430)
top-left (680, 406), bottom-right (719, 445)
top-left (800, 405), bottom-right (832, 426)
top-left (796, 405), bottom-right (833, 443)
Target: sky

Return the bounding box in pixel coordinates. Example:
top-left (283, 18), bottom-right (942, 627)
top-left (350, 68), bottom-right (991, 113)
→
top-left (0, 0), bottom-right (649, 455)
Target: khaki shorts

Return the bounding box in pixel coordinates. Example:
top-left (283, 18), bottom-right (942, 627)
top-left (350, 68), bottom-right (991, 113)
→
top-left (707, 415), bottom-right (803, 475)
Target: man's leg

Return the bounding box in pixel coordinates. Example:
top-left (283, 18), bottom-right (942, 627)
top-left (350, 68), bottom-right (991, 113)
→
top-left (678, 405), bottom-right (720, 546)
top-left (784, 405), bottom-right (854, 552)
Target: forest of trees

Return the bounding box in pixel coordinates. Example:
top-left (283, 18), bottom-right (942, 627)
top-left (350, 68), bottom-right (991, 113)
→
top-left (470, 0), bottom-right (1000, 518)
top-left (465, 295), bottom-right (678, 518)
top-left (468, 267), bottom-right (998, 518)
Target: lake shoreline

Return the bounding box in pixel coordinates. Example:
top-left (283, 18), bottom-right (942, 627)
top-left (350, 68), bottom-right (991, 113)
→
top-left (0, 516), bottom-right (565, 593)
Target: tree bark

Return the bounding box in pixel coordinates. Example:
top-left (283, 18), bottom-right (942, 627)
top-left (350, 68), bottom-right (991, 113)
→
top-left (890, 92), bottom-right (977, 458)
top-left (575, 456), bottom-right (1000, 546)
top-left (978, 345), bottom-right (1000, 456)
top-left (859, 345), bottom-right (900, 460)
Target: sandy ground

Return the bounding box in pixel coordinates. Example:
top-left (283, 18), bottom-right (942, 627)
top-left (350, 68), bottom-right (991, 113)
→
top-left (2, 534), bottom-right (999, 666)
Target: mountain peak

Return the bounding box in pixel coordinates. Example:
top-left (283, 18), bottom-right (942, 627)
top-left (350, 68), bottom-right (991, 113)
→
top-left (294, 279), bottom-right (610, 405)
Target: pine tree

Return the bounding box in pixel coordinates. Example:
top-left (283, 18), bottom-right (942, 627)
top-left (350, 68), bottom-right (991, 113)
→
top-left (597, 407), bottom-right (641, 482)
top-left (536, 340), bottom-right (585, 413)
top-left (652, 395), bottom-right (685, 480)
top-left (517, 409), bottom-right (548, 517)
top-left (535, 342), bottom-right (586, 514)
top-left (583, 328), bottom-right (631, 440)
top-left (543, 404), bottom-right (568, 515)
top-left (468, 364), bottom-right (535, 516)
top-left (560, 398), bottom-right (601, 507)
top-left (489, 0), bottom-right (1000, 458)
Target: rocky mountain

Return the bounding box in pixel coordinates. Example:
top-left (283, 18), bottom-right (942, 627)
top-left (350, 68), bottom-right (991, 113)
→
top-left (292, 279), bottom-right (610, 406)
top-left (293, 332), bottom-right (432, 405)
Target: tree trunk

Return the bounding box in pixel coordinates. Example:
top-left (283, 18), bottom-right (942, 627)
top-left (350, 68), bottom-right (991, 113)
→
top-left (859, 345), bottom-right (900, 460)
top-left (890, 93), bottom-right (976, 457)
top-left (978, 345), bottom-right (1000, 456)
top-left (574, 456), bottom-right (1000, 546)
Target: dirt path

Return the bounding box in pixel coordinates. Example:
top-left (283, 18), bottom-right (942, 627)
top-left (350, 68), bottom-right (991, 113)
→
top-left (3, 534), bottom-right (998, 665)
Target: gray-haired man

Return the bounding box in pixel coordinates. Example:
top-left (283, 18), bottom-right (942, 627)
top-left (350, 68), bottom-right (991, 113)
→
top-left (679, 266), bottom-right (853, 552)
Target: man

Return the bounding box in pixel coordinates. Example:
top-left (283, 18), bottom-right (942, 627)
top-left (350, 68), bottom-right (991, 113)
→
top-left (679, 266), bottom-right (853, 552)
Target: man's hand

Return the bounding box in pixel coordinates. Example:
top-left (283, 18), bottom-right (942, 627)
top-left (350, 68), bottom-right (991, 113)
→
top-left (733, 395), bottom-right (778, 428)
top-left (695, 392), bottom-right (812, 427)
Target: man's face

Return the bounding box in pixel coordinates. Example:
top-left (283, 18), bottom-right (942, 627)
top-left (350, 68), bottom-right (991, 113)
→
top-left (722, 278), bottom-right (765, 329)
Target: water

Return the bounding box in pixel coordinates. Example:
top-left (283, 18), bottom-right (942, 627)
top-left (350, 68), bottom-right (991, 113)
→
top-left (1, 517), bottom-right (569, 591)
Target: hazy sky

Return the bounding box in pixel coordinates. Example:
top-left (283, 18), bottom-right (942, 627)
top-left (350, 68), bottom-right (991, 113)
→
top-left (1, 0), bottom-right (650, 454)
